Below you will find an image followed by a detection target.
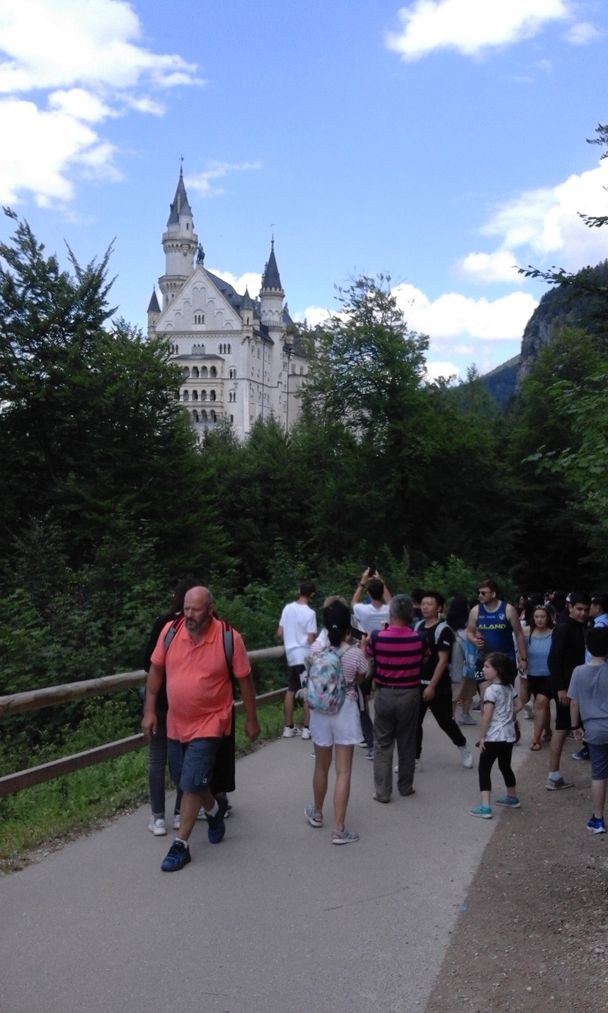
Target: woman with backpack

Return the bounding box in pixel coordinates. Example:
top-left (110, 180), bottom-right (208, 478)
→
top-left (304, 599), bottom-right (368, 844)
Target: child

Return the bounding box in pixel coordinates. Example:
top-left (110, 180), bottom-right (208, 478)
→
top-left (470, 652), bottom-right (523, 819)
top-left (568, 627), bottom-right (608, 835)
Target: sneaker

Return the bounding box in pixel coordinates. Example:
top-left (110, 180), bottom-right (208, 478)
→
top-left (161, 840), bottom-right (191, 872)
top-left (372, 793), bottom-right (390, 804)
top-left (332, 827), bottom-right (359, 845)
top-left (358, 739), bottom-right (368, 748)
top-left (495, 795), bottom-right (521, 808)
top-left (469, 805), bottom-right (492, 819)
top-left (172, 813), bottom-right (181, 830)
top-left (196, 806), bottom-right (206, 821)
top-left (366, 748), bottom-right (374, 760)
top-left (282, 725), bottom-right (299, 738)
top-left (207, 796), bottom-right (229, 844)
top-left (545, 776), bottom-right (574, 791)
top-left (572, 746), bottom-right (590, 761)
top-left (458, 713), bottom-right (477, 726)
top-left (148, 816), bottom-right (167, 836)
top-left (305, 804), bottom-right (323, 828)
top-left (460, 748), bottom-right (474, 769)
top-left (301, 727), bottom-right (312, 741)
top-left (586, 816), bottom-right (607, 835)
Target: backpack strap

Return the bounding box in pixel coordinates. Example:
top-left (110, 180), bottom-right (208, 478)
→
top-left (163, 616), bottom-right (185, 653)
top-left (221, 619), bottom-right (237, 699)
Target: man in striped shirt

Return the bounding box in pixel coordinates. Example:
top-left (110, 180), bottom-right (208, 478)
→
top-left (366, 594), bottom-right (424, 803)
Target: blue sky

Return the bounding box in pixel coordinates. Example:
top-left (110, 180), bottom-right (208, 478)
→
top-left (1, 0), bottom-right (608, 380)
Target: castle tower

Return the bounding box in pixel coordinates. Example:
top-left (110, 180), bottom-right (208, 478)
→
top-left (146, 288), bottom-right (161, 339)
top-left (259, 239), bottom-right (285, 336)
top-left (158, 167), bottom-right (198, 310)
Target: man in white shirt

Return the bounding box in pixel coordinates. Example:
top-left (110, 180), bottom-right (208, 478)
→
top-left (277, 581), bottom-right (317, 738)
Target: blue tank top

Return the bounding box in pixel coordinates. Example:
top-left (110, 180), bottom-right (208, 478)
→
top-left (477, 600), bottom-right (515, 660)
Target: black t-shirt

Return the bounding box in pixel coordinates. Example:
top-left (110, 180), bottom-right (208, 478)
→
top-left (416, 621), bottom-right (454, 693)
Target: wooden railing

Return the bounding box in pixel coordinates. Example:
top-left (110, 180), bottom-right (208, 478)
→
top-left (0, 646), bottom-right (286, 798)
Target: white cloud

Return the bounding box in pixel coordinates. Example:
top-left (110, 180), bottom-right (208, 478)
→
top-left (459, 250), bottom-right (522, 283)
top-left (565, 21), bottom-right (601, 45)
top-left (425, 360), bottom-right (460, 381)
top-left (479, 160), bottom-right (608, 272)
top-left (187, 162), bottom-right (262, 199)
top-left (0, 0), bottom-right (202, 207)
top-left (392, 282), bottom-right (537, 340)
top-left (386, 0), bottom-right (571, 60)
top-left (210, 269), bottom-right (262, 299)
top-left (298, 305), bottom-right (332, 327)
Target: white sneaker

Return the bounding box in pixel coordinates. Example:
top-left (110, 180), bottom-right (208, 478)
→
top-left (196, 806), bottom-right (207, 821)
top-left (172, 814), bottom-right (181, 830)
top-left (282, 725), bottom-right (299, 738)
top-left (460, 748), bottom-right (474, 769)
top-left (458, 713), bottom-right (477, 726)
top-left (301, 727), bottom-right (311, 740)
top-left (148, 817), bottom-right (167, 836)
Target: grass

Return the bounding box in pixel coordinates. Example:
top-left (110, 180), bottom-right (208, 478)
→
top-left (0, 700), bottom-right (287, 872)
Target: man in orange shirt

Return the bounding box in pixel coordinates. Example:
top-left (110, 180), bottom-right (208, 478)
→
top-left (143, 586), bottom-right (260, 871)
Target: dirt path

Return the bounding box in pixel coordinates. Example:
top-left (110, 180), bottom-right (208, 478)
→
top-left (426, 737), bottom-right (608, 1013)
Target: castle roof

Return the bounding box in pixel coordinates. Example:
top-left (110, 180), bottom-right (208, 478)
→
top-left (167, 168), bottom-right (193, 226)
top-left (260, 240), bottom-right (283, 292)
top-left (147, 288), bottom-right (161, 313)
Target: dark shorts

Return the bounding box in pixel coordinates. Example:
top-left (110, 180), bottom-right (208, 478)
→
top-left (527, 676), bottom-right (551, 699)
top-left (287, 663), bottom-right (305, 693)
top-left (554, 699), bottom-right (572, 732)
top-left (588, 742), bottom-right (608, 781)
top-left (168, 737), bottom-right (222, 794)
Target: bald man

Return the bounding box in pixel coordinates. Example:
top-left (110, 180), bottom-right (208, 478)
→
top-left (143, 586), bottom-right (259, 871)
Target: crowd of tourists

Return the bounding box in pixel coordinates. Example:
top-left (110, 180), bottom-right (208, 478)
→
top-left (141, 575), bottom-right (608, 871)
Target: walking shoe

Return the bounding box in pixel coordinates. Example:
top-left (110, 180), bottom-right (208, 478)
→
top-left (545, 776), bottom-right (574, 791)
top-left (305, 804), bottom-right (323, 828)
top-left (282, 725), bottom-right (299, 738)
top-left (372, 793), bottom-right (390, 804)
top-left (172, 813), bottom-right (181, 830)
top-left (572, 746), bottom-right (590, 761)
top-left (207, 796), bottom-right (229, 844)
top-left (161, 840), bottom-right (191, 872)
top-left (460, 748), bottom-right (474, 769)
top-left (148, 816), bottom-right (167, 836)
top-left (586, 816), bottom-right (607, 835)
top-left (301, 727), bottom-right (312, 741)
top-left (366, 748), bottom-right (374, 760)
top-left (469, 805), bottom-right (492, 819)
top-left (196, 806), bottom-right (207, 821)
top-left (332, 827), bottom-right (360, 845)
top-left (495, 796), bottom-right (521, 808)
top-left (358, 739), bottom-right (368, 748)
top-left (458, 713), bottom-right (477, 725)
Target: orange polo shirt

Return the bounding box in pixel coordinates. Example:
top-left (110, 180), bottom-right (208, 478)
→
top-left (151, 616), bottom-right (250, 742)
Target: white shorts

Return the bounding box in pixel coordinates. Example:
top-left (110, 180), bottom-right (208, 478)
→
top-left (309, 697), bottom-right (362, 748)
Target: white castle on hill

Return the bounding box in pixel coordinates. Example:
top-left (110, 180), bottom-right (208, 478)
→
top-left (147, 169), bottom-right (308, 441)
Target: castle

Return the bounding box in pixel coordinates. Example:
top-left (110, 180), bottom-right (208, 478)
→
top-left (147, 169), bottom-right (308, 441)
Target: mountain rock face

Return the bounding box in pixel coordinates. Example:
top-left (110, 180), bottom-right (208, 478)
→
top-left (517, 260), bottom-right (608, 384)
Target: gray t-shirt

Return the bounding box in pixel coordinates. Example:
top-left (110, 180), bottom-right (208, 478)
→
top-left (568, 662), bottom-right (608, 744)
top-left (484, 682), bottom-right (517, 743)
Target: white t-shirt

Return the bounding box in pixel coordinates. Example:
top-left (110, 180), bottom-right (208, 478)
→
top-left (484, 682), bottom-right (517, 743)
top-left (353, 601), bottom-right (389, 635)
top-left (279, 600), bottom-right (317, 666)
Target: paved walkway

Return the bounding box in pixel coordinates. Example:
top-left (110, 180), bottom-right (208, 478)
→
top-left (0, 716), bottom-right (531, 1013)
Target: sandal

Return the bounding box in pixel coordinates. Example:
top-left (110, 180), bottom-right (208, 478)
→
top-left (530, 741), bottom-right (542, 751)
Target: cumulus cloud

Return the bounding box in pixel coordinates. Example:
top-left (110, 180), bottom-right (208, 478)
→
top-left (478, 160), bottom-right (608, 273)
top-left (187, 162), bottom-right (262, 199)
top-left (392, 282), bottom-right (537, 340)
top-left (0, 0), bottom-right (202, 207)
top-left (210, 269), bottom-right (262, 299)
top-left (425, 360), bottom-right (460, 381)
top-left (565, 22), bottom-right (601, 45)
top-left (459, 250), bottom-right (522, 284)
top-left (386, 0), bottom-right (571, 60)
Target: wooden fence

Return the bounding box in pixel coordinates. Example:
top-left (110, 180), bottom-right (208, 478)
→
top-left (0, 646), bottom-right (286, 798)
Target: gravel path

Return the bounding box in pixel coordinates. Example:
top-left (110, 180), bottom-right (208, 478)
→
top-left (426, 730), bottom-right (608, 1013)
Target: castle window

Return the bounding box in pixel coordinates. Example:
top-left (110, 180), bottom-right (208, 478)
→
top-left (192, 390), bottom-right (198, 401)
top-left (229, 368), bottom-right (236, 379)
top-left (192, 410), bottom-right (199, 422)
top-left (201, 390), bottom-right (207, 402)
top-left (210, 410), bottom-right (217, 423)
top-left (201, 366), bottom-right (208, 378)
top-left (183, 367), bottom-right (190, 378)
top-left (183, 390), bottom-right (189, 401)
top-left (210, 390), bottom-right (216, 402)
top-left (201, 410), bottom-right (208, 422)
top-left (230, 415), bottom-right (234, 424)
top-left (192, 366), bottom-right (199, 379)
top-left (210, 366), bottom-right (217, 378)
top-left (194, 313), bottom-right (204, 325)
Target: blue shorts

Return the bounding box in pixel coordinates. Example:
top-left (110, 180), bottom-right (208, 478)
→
top-left (167, 737), bottom-right (222, 794)
top-left (588, 742), bottom-right (608, 781)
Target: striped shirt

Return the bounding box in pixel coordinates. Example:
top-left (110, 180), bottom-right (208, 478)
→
top-left (368, 625), bottom-right (424, 689)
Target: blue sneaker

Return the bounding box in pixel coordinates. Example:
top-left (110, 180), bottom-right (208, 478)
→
top-left (495, 796), bottom-right (521, 808)
top-left (207, 796), bottom-right (229, 844)
top-left (469, 805), bottom-right (492, 819)
top-left (161, 840), bottom-right (191, 872)
top-left (586, 816), bottom-right (607, 835)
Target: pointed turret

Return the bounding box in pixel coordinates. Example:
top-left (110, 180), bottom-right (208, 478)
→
top-left (239, 286), bottom-right (254, 327)
top-left (147, 287), bottom-right (161, 339)
top-left (260, 239), bottom-right (285, 332)
top-left (159, 165), bottom-right (198, 310)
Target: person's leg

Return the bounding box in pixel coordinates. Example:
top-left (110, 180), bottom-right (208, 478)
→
top-left (496, 742), bottom-right (517, 794)
top-left (532, 692), bottom-right (550, 749)
top-left (547, 697), bottom-right (573, 787)
top-left (548, 729), bottom-right (568, 772)
top-left (148, 709), bottom-right (168, 818)
top-left (333, 744), bottom-right (354, 831)
top-left (284, 689), bottom-right (295, 727)
top-left (395, 688), bottom-right (420, 795)
top-left (587, 744), bottom-right (608, 824)
top-left (591, 778), bottom-right (607, 820)
top-left (474, 742), bottom-right (497, 810)
top-left (373, 687), bottom-right (396, 801)
top-left (416, 693), bottom-right (428, 760)
top-left (312, 745), bottom-right (333, 815)
top-left (172, 738), bottom-right (222, 843)
top-left (429, 693), bottom-right (467, 747)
